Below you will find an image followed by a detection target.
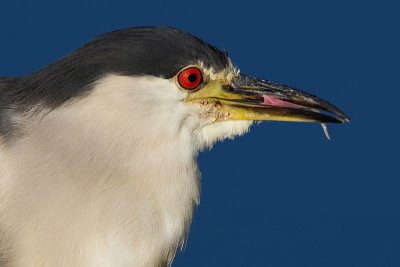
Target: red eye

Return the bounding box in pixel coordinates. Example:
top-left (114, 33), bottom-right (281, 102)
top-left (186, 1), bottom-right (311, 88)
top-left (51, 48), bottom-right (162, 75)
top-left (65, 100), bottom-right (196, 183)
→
top-left (178, 67), bottom-right (203, 90)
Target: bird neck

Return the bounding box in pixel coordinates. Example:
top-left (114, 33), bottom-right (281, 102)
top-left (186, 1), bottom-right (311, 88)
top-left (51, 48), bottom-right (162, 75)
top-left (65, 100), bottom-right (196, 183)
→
top-left (3, 93), bottom-right (201, 265)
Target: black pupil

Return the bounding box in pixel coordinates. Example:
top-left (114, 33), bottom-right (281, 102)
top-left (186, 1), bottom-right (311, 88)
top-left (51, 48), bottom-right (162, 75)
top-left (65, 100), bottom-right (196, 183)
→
top-left (188, 73), bottom-right (198, 83)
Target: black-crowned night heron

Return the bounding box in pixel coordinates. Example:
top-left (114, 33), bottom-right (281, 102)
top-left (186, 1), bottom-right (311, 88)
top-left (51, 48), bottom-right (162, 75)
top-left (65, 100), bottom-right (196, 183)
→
top-left (0, 27), bottom-right (349, 266)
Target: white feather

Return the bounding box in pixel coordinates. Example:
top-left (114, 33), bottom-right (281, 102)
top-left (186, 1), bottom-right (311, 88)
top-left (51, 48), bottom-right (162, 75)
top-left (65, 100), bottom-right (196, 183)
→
top-left (0, 75), bottom-right (251, 266)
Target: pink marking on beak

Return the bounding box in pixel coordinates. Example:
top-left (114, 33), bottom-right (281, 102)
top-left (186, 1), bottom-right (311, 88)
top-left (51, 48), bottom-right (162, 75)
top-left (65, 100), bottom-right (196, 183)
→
top-left (263, 95), bottom-right (304, 109)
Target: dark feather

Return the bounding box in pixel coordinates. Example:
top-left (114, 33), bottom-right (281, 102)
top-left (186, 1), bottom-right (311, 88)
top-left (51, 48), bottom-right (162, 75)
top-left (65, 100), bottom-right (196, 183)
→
top-left (4, 26), bottom-right (229, 109)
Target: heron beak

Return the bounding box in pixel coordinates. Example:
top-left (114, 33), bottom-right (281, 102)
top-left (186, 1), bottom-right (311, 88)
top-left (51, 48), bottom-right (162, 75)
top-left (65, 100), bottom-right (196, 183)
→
top-left (186, 74), bottom-right (350, 123)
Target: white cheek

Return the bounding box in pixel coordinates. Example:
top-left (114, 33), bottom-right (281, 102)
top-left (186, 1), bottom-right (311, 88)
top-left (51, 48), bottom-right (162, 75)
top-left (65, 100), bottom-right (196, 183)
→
top-left (197, 120), bottom-right (253, 149)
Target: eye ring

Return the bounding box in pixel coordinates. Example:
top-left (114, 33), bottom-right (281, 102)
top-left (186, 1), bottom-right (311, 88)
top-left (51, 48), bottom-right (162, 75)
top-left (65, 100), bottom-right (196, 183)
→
top-left (177, 67), bottom-right (203, 90)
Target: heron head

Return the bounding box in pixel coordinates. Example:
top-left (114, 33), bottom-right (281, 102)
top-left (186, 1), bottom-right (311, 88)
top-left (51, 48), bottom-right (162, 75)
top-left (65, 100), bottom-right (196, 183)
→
top-left (11, 27), bottom-right (349, 151)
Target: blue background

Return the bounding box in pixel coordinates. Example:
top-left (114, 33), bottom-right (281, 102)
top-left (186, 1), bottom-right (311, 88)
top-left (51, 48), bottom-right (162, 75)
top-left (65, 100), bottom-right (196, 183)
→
top-left (1, 1), bottom-right (399, 266)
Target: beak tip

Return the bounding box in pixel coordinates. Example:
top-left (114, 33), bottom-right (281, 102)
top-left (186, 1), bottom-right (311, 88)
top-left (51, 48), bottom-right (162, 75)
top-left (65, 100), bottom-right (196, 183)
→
top-left (341, 114), bottom-right (351, 123)
top-left (337, 117), bottom-right (351, 124)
